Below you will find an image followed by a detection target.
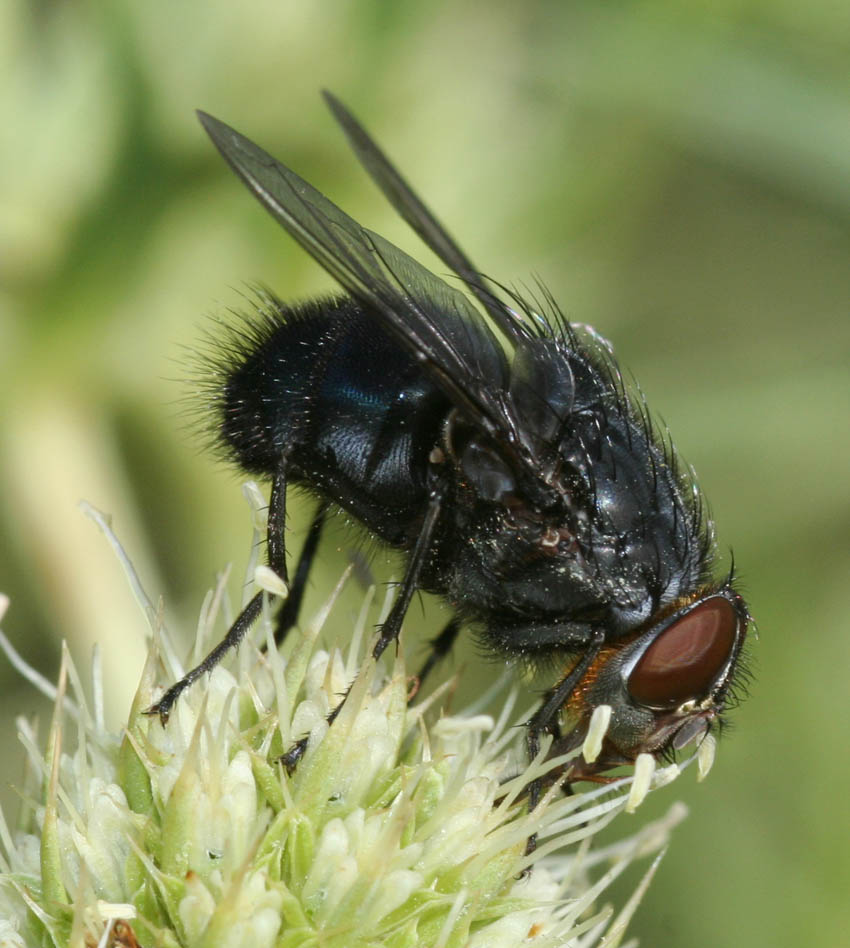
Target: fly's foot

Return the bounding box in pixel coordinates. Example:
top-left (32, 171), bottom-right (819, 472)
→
top-left (280, 736), bottom-right (309, 775)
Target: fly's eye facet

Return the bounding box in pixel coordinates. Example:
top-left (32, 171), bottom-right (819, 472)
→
top-left (627, 596), bottom-right (739, 709)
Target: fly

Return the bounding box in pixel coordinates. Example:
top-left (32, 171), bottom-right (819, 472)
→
top-left (147, 93), bottom-right (750, 807)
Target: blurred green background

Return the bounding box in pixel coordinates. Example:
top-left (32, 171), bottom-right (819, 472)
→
top-left (2, 1), bottom-right (848, 945)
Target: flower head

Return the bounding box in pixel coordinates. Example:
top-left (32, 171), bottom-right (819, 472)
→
top-left (0, 490), bottom-right (704, 947)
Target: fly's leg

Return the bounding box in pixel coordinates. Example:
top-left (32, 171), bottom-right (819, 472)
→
top-left (280, 686), bottom-right (349, 775)
top-left (523, 629), bottom-right (605, 855)
top-left (281, 615), bottom-right (460, 774)
top-left (281, 478), bottom-right (447, 772)
top-left (146, 465), bottom-right (289, 724)
top-left (268, 502), bottom-right (327, 649)
top-left (370, 480), bottom-right (446, 661)
top-left (409, 616), bottom-right (461, 699)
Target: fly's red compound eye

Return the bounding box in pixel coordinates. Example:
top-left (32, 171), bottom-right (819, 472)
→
top-left (627, 596), bottom-right (739, 709)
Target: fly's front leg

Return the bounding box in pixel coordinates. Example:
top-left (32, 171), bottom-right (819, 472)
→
top-left (524, 629), bottom-right (605, 854)
top-left (146, 464), bottom-right (289, 723)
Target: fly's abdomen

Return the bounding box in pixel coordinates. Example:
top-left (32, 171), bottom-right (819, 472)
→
top-left (214, 295), bottom-right (450, 542)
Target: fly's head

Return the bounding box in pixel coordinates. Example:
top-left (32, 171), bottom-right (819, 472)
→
top-left (558, 585), bottom-right (750, 780)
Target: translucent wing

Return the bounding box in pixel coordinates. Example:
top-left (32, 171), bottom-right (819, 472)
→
top-left (322, 91), bottom-right (527, 345)
top-left (198, 110), bottom-right (523, 452)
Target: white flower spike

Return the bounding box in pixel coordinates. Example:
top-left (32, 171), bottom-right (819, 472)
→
top-left (0, 492), bottom-right (711, 948)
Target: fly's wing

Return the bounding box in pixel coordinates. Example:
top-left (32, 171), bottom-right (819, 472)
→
top-left (321, 91), bottom-right (527, 345)
top-left (198, 110), bottom-right (527, 456)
